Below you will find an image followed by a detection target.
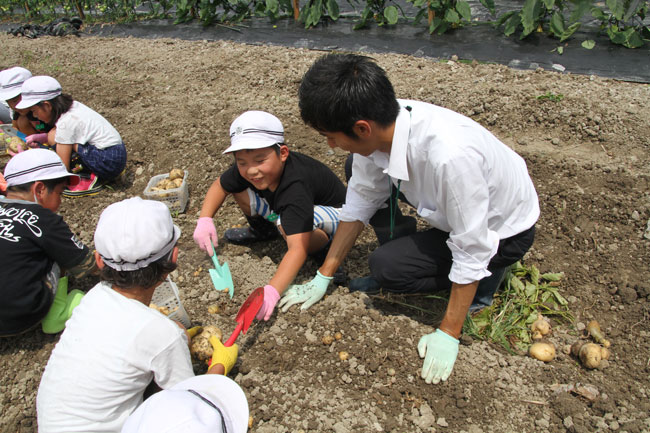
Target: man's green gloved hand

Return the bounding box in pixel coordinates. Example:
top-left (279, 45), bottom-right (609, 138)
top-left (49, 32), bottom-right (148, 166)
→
top-left (417, 329), bottom-right (459, 384)
top-left (208, 336), bottom-right (238, 375)
top-left (278, 271), bottom-right (332, 312)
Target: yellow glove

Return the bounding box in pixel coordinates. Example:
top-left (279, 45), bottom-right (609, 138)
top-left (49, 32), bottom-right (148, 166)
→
top-left (208, 335), bottom-right (238, 375)
top-left (187, 326), bottom-right (203, 339)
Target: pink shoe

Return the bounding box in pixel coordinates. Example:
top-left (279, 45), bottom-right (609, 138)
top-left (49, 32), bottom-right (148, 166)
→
top-left (63, 173), bottom-right (104, 197)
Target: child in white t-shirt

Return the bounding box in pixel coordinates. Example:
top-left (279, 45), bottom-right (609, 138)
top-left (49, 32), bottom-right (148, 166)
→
top-left (36, 197), bottom-right (238, 433)
top-left (16, 75), bottom-right (127, 195)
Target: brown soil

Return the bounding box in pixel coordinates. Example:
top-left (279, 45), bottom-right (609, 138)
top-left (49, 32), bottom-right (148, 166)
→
top-left (1, 34), bottom-right (649, 433)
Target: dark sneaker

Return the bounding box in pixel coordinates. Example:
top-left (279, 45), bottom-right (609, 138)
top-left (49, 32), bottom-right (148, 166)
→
top-left (224, 226), bottom-right (279, 245)
top-left (348, 276), bottom-right (381, 294)
top-left (63, 173), bottom-right (104, 197)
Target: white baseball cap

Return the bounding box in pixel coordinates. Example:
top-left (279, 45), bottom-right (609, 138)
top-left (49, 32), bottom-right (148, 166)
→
top-left (0, 67), bottom-right (32, 101)
top-left (121, 374), bottom-right (249, 433)
top-left (94, 197), bottom-right (181, 271)
top-left (15, 75), bottom-right (62, 109)
top-left (223, 110), bottom-right (284, 154)
top-left (4, 148), bottom-right (78, 187)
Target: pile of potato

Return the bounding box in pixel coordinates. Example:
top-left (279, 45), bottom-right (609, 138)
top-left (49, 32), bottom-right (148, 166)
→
top-left (7, 136), bottom-right (27, 154)
top-left (150, 168), bottom-right (185, 191)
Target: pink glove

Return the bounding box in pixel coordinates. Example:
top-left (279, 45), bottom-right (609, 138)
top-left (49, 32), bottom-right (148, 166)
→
top-left (26, 133), bottom-right (49, 148)
top-left (256, 285), bottom-right (281, 321)
top-left (193, 217), bottom-right (218, 255)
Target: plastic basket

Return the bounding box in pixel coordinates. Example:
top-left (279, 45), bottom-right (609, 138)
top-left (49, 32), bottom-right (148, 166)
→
top-left (143, 170), bottom-right (189, 213)
top-left (151, 277), bottom-right (191, 328)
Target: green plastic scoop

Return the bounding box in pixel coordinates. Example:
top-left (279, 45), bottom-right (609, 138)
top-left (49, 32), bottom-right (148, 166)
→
top-left (209, 241), bottom-right (234, 299)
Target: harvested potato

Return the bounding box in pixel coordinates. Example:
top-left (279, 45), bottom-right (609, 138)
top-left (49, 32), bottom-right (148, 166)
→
top-left (321, 335), bottom-right (334, 345)
top-left (571, 341), bottom-right (609, 369)
top-left (586, 320), bottom-right (610, 347)
top-left (338, 351), bottom-right (349, 361)
top-left (149, 302), bottom-right (170, 316)
top-left (531, 313), bottom-right (551, 340)
top-left (8, 136), bottom-right (27, 153)
top-left (529, 342), bottom-right (556, 362)
top-left (155, 178), bottom-right (171, 190)
top-left (190, 325), bottom-right (223, 361)
top-left (170, 177), bottom-right (183, 189)
top-left (169, 168), bottom-right (184, 181)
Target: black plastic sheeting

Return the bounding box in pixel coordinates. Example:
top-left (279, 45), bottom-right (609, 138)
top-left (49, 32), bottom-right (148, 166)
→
top-left (5, 18), bottom-right (650, 82)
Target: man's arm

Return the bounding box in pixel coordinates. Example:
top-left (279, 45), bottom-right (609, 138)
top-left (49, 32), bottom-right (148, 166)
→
top-left (438, 281), bottom-right (479, 338)
top-left (318, 220), bottom-right (365, 277)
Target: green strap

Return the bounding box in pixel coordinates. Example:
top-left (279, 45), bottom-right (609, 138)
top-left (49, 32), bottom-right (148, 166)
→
top-left (389, 179), bottom-right (402, 240)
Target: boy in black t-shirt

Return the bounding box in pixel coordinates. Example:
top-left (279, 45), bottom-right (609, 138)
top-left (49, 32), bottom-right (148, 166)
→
top-left (193, 111), bottom-right (346, 320)
top-left (0, 149), bottom-right (95, 337)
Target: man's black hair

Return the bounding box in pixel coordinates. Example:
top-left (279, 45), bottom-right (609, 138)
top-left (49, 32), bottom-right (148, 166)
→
top-left (7, 177), bottom-right (69, 194)
top-left (38, 93), bottom-right (73, 126)
top-left (298, 54), bottom-right (401, 138)
top-left (99, 253), bottom-right (177, 290)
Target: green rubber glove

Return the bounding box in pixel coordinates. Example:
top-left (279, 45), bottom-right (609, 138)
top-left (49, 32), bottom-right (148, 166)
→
top-left (278, 271), bottom-right (332, 312)
top-left (417, 329), bottom-right (459, 384)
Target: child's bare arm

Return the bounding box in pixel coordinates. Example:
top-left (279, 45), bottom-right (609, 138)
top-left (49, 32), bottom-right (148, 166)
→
top-left (269, 232), bottom-right (311, 294)
top-left (199, 177), bottom-right (229, 218)
top-left (55, 143), bottom-right (74, 170)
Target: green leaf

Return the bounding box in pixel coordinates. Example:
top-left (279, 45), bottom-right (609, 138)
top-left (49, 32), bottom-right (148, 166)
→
top-left (591, 7), bottom-right (607, 20)
top-left (479, 0), bottom-right (495, 16)
top-left (525, 281), bottom-right (537, 298)
top-left (557, 45), bottom-right (564, 54)
top-left (581, 39), bottom-right (596, 49)
top-left (510, 276), bottom-right (526, 293)
top-left (266, 0), bottom-right (279, 15)
top-left (541, 272), bottom-right (564, 281)
top-left (606, 0), bottom-right (624, 20)
top-left (326, 0), bottom-right (339, 20)
top-left (550, 11), bottom-right (565, 37)
top-left (541, 0), bottom-right (554, 11)
top-left (521, 0), bottom-right (542, 38)
top-left (456, 0), bottom-right (472, 20)
top-left (495, 10), bottom-right (516, 27)
top-left (560, 22), bottom-right (580, 41)
top-left (570, 0), bottom-right (592, 22)
top-left (503, 12), bottom-right (521, 36)
top-left (384, 5), bottom-right (399, 24)
top-left (444, 8), bottom-right (460, 23)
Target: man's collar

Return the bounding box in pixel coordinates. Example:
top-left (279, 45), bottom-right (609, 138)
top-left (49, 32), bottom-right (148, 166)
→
top-left (385, 104), bottom-right (411, 181)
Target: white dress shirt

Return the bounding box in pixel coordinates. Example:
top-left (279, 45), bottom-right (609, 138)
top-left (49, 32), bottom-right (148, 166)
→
top-left (340, 99), bottom-right (539, 284)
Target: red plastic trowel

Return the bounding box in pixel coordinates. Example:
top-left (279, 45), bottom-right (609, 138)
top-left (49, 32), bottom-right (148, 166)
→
top-left (223, 287), bottom-right (264, 347)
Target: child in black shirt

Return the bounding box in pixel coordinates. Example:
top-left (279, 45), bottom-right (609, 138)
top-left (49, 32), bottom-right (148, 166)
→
top-left (193, 111), bottom-right (346, 320)
top-left (0, 149), bottom-right (95, 336)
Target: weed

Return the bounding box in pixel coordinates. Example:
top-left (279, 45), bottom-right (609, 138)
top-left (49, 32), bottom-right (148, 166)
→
top-left (463, 261), bottom-right (573, 355)
top-left (536, 91), bottom-right (564, 102)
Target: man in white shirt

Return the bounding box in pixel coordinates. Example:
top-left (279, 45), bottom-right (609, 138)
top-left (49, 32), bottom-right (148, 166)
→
top-left (279, 53), bottom-right (539, 385)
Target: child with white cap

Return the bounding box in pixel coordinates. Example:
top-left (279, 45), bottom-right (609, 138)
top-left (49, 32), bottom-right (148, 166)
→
top-left (121, 374), bottom-right (250, 433)
top-left (37, 197), bottom-right (239, 433)
top-left (0, 149), bottom-right (95, 337)
top-left (16, 75), bottom-right (127, 195)
top-left (0, 66), bottom-right (51, 139)
top-left (193, 110), bottom-right (346, 321)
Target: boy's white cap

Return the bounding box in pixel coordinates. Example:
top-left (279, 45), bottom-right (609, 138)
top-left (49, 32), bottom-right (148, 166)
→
top-left (15, 76), bottom-right (62, 109)
top-left (121, 374), bottom-right (249, 433)
top-left (94, 197), bottom-right (181, 271)
top-left (3, 148), bottom-right (78, 187)
top-left (223, 110), bottom-right (284, 154)
top-left (0, 67), bottom-right (32, 101)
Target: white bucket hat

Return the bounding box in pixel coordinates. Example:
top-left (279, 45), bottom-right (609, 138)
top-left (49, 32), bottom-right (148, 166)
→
top-left (0, 67), bottom-right (32, 101)
top-left (94, 197), bottom-right (181, 271)
top-left (4, 148), bottom-right (78, 187)
top-left (223, 110), bottom-right (284, 154)
top-left (121, 374), bottom-right (249, 433)
top-left (15, 75), bottom-right (62, 109)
